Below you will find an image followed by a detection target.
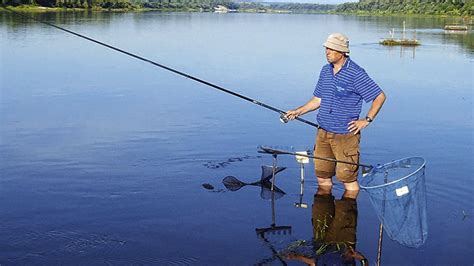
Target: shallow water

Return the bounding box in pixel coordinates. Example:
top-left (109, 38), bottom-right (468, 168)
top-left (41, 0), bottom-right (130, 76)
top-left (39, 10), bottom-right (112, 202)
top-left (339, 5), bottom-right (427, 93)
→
top-left (1, 11), bottom-right (473, 265)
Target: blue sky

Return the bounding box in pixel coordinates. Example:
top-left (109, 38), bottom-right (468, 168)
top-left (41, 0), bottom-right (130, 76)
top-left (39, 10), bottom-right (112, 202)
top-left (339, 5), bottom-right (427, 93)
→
top-left (267, 0), bottom-right (357, 3)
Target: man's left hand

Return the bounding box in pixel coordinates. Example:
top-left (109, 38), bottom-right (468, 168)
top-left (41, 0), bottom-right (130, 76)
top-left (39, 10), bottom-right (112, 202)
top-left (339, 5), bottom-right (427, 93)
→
top-left (348, 119), bottom-right (370, 134)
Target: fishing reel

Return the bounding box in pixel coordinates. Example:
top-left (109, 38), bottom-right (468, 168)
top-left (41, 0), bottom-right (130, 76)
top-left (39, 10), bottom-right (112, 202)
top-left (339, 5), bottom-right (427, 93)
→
top-left (279, 113), bottom-right (289, 123)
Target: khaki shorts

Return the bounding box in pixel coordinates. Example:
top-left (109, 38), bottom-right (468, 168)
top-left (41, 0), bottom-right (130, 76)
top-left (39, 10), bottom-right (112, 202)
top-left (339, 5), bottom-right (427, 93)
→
top-left (314, 128), bottom-right (360, 183)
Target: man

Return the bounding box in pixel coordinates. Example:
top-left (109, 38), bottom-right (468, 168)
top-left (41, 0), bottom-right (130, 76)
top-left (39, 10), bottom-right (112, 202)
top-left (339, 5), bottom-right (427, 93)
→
top-left (285, 33), bottom-right (386, 191)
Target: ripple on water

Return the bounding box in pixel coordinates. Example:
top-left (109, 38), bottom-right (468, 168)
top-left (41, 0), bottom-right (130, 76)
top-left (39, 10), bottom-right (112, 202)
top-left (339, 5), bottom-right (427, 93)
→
top-left (3, 229), bottom-right (199, 265)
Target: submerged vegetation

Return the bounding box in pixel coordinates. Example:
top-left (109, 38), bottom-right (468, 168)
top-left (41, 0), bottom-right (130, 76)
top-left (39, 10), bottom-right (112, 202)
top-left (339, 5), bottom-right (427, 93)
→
top-left (380, 39), bottom-right (420, 45)
top-left (1, 0), bottom-right (473, 16)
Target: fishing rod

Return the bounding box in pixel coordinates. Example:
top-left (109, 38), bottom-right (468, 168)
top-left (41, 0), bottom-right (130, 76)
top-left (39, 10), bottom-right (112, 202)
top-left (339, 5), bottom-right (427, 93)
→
top-left (2, 7), bottom-right (319, 129)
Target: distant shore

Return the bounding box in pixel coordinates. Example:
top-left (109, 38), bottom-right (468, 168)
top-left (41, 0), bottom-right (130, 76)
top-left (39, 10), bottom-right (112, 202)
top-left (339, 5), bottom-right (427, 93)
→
top-left (2, 4), bottom-right (473, 18)
top-left (2, 5), bottom-right (185, 12)
top-left (1, 5), bottom-right (325, 14)
top-left (333, 10), bottom-right (473, 19)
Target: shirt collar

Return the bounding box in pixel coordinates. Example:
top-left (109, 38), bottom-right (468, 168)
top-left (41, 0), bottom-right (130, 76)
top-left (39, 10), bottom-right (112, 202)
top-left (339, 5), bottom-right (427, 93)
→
top-left (344, 56), bottom-right (351, 69)
top-left (331, 56), bottom-right (350, 69)
top-left (330, 56), bottom-right (350, 75)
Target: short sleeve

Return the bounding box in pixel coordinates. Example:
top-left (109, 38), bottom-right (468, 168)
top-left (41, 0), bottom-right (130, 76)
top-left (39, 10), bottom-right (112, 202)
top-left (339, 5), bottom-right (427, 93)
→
top-left (354, 69), bottom-right (383, 102)
top-left (313, 67), bottom-right (326, 98)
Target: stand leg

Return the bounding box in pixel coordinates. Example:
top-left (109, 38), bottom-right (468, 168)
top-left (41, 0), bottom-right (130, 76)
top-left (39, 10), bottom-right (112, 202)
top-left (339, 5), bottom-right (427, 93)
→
top-left (376, 223), bottom-right (383, 266)
top-left (377, 170), bottom-right (389, 266)
top-left (271, 154), bottom-right (277, 191)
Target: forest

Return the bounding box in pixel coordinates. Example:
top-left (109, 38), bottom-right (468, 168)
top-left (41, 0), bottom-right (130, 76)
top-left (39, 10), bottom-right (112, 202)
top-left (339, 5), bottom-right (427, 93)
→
top-left (336, 0), bottom-right (473, 16)
top-left (2, 0), bottom-right (473, 16)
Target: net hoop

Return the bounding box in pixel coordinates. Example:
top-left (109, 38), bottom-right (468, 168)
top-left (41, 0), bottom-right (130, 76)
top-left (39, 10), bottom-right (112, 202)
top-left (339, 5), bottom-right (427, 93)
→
top-left (360, 157), bottom-right (426, 190)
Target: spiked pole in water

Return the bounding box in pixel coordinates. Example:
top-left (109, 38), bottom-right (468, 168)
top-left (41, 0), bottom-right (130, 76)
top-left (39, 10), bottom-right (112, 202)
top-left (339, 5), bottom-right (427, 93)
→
top-left (294, 151), bottom-right (310, 209)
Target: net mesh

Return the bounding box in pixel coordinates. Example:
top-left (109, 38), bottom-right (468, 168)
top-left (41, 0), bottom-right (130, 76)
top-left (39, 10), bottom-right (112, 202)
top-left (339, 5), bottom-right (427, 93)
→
top-left (359, 157), bottom-right (428, 248)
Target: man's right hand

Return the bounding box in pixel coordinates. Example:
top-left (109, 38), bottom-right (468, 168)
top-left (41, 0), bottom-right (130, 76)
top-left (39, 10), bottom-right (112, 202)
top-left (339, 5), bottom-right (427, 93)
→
top-left (284, 109), bottom-right (302, 120)
top-left (284, 96), bottom-right (322, 121)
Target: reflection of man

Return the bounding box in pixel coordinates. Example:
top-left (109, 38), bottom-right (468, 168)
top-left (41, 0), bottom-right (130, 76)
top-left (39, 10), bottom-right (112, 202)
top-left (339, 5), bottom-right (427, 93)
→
top-left (313, 186), bottom-right (366, 265)
top-left (285, 186), bottom-right (367, 265)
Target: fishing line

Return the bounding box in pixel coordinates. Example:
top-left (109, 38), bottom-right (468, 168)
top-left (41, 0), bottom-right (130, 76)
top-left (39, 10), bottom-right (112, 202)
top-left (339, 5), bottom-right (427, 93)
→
top-left (3, 7), bottom-right (319, 128)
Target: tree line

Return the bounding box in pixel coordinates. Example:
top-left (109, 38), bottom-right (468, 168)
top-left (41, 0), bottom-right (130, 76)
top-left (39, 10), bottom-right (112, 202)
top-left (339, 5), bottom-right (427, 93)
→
top-left (2, 0), bottom-right (239, 10)
top-left (2, 0), bottom-right (335, 12)
top-left (336, 0), bottom-right (473, 16)
top-left (2, 0), bottom-right (473, 15)
top-left (235, 2), bottom-right (335, 13)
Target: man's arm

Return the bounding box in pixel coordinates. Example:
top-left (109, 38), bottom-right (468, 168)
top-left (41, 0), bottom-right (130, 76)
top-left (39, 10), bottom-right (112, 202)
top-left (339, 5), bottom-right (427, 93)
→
top-left (348, 91), bottom-right (386, 134)
top-left (285, 96), bottom-right (321, 120)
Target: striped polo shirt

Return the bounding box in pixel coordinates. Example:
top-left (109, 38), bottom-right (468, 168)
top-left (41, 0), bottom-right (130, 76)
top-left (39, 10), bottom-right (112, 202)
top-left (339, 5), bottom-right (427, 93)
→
top-left (313, 57), bottom-right (382, 134)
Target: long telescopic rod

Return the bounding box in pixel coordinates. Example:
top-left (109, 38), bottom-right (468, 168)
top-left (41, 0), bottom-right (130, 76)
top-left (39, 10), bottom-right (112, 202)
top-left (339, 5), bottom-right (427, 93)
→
top-left (3, 7), bottom-right (319, 129)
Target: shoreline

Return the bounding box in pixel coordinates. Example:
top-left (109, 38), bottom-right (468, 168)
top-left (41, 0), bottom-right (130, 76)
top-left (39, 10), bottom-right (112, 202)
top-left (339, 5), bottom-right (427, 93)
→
top-left (1, 5), bottom-right (194, 13)
top-left (332, 10), bottom-right (473, 19)
top-left (2, 5), bottom-right (473, 18)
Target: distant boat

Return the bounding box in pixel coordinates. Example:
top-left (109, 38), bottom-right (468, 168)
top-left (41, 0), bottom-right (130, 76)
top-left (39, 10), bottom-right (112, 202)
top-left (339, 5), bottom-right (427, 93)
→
top-left (214, 5), bottom-right (237, 13)
top-left (444, 24), bottom-right (468, 31)
top-left (380, 21), bottom-right (420, 46)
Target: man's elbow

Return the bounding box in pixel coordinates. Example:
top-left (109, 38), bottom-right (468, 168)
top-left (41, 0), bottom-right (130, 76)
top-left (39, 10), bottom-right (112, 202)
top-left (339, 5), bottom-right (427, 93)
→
top-left (377, 91), bottom-right (386, 103)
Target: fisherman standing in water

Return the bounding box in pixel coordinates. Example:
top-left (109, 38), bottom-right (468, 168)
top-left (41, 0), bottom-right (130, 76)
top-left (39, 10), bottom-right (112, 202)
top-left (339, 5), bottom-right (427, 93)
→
top-left (285, 33), bottom-right (386, 191)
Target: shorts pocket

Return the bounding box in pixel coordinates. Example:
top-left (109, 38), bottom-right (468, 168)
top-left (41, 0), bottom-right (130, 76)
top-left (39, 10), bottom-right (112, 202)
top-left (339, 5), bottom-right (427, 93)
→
top-left (343, 148), bottom-right (359, 163)
top-left (340, 149), bottom-right (359, 176)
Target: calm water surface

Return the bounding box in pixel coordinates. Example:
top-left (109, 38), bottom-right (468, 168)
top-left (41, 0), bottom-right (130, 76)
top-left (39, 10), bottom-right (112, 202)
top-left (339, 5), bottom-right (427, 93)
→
top-left (1, 11), bottom-right (473, 265)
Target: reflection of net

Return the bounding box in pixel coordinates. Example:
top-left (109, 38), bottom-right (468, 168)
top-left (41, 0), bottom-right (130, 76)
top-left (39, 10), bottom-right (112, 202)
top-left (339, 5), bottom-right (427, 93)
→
top-left (360, 157), bottom-right (428, 248)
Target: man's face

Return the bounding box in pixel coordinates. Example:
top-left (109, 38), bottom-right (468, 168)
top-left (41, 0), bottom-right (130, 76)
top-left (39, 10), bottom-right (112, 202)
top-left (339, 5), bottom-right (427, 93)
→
top-left (325, 47), bottom-right (345, 64)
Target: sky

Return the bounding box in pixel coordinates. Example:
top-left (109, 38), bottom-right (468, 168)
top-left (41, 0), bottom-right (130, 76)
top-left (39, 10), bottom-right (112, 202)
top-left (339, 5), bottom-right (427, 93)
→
top-left (264, 0), bottom-right (357, 3)
top-left (309, 0), bottom-right (356, 3)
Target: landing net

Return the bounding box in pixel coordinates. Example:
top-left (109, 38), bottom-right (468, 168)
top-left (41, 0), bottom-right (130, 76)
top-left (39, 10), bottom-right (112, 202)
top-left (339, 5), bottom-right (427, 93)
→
top-left (360, 157), bottom-right (428, 248)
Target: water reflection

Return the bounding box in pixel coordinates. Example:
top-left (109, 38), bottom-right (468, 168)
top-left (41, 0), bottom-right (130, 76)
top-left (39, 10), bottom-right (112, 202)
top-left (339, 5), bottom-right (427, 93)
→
top-left (256, 188), bottom-right (292, 265)
top-left (221, 165), bottom-right (291, 264)
top-left (284, 187), bottom-right (368, 266)
top-left (222, 153), bottom-right (369, 265)
top-left (1, 11), bottom-right (472, 264)
top-left (383, 45), bottom-right (418, 59)
top-left (2, 11), bottom-right (472, 54)
top-left (222, 165), bottom-right (287, 198)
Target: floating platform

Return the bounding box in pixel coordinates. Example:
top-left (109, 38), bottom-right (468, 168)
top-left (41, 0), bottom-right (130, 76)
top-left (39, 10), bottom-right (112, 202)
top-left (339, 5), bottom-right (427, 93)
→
top-left (444, 25), bottom-right (468, 31)
top-left (380, 21), bottom-right (421, 46)
top-left (380, 39), bottom-right (420, 46)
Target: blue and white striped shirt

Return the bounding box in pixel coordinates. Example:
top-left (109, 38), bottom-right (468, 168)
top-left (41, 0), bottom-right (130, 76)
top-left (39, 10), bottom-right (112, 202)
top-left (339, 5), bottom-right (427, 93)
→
top-left (313, 57), bottom-right (382, 134)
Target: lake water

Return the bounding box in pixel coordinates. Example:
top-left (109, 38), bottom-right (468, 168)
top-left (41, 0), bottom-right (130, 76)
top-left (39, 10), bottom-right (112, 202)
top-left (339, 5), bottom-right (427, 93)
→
top-left (1, 11), bottom-right (473, 265)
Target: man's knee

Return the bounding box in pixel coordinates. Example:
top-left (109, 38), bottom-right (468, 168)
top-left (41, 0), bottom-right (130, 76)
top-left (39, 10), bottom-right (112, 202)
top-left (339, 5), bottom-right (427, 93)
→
top-left (343, 181), bottom-right (360, 191)
top-left (316, 184), bottom-right (332, 195)
top-left (317, 176), bottom-right (333, 187)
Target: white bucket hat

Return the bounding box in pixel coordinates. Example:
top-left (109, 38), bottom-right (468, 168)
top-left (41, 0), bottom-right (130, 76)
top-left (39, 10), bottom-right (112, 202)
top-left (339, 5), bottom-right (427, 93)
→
top-left (323, 33), bottom-right (350, 53)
